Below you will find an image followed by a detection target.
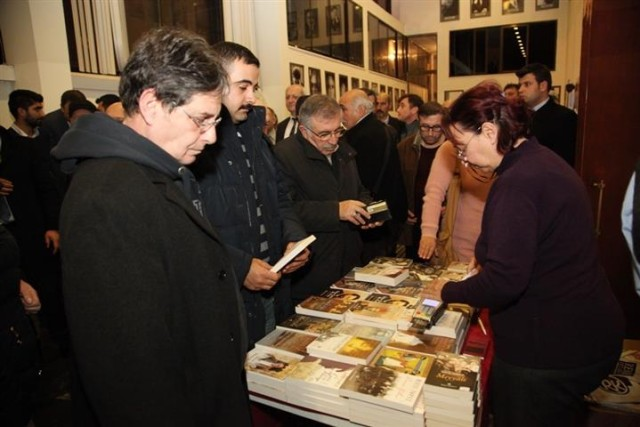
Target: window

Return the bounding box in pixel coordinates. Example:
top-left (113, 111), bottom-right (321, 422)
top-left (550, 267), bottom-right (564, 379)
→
top-left (62, 0), bottom-right (224, 75)
top-left (368, 14), bottom-right (407, 79)
top-left (449, 20), bottom-right (557, 76)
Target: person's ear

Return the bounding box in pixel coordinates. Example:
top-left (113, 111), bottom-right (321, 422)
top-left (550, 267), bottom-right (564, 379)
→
top-left (480, 122), bottom-right (498, 144)
top-left (138, 88), bottom-right (161, 126)
top-left (539, 80), bottom-right (549, 93)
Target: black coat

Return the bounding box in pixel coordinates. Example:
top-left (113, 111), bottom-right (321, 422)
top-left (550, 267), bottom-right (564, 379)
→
top-left (275, 117), bottom-right (295, 143)
top-left (530, 99), bottom-right (577, 166)
top-left (387, 116), bottom-right (405, 140)
top-left (191, 106), bottom-right (307, 346)
top-left (274, 133), bottom-right (371, 303)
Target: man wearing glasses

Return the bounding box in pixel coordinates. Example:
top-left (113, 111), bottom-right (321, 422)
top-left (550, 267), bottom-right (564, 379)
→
top-left (274, 95), bottom-right (375, 303)
top-left (52, 28), bottom-right (251, 425)
top-left (190, 42), bottom-right (309, 349)
top-left (397, 102), bottom-right (447, 260)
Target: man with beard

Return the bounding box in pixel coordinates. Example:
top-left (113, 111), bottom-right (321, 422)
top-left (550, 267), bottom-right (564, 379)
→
top-left (375, 92), bottom-right (404, 138)
top-left (1, 90), bottom-right (66, 355)
top-left (397, 102), bottom-right (447, 260)
top-left (191, 42), bottom-right (309, 349)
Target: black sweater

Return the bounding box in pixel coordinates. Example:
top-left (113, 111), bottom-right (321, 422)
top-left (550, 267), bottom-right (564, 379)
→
top-left (443, 138), bottom-right (624, 369)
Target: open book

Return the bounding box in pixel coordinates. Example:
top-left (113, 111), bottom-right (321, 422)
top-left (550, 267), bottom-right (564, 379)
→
top-left (270, 235), bottom-right (316, 273)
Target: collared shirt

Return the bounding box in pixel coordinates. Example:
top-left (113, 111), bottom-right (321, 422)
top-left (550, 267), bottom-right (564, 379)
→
top-left (284, 117), bottom-right (298, 139)
top-left (10, 123), bottom-right (40, 138)
top-left (532, 97), bottom-right (550, 112)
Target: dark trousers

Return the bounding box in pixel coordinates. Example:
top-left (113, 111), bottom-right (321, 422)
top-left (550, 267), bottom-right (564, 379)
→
top-left (490, 354), bottom-right (618, 427)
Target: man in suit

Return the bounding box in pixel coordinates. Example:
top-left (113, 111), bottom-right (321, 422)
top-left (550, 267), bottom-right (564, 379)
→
top-left (376, 92), bottom-right (405, 138)
top-left (39, 89), bottom-right (86, 149)
top-left (396, 93), bottom-right (424, 140)
top-left (517, 63), bottom-right (578, 166)
top-left (275, 84), bottom-right (305, 142)
top-left (339, 89), bottom-right (407, 263)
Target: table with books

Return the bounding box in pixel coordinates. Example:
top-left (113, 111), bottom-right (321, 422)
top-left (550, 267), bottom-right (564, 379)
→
top-left (246, 258), bottom-right (494, 427)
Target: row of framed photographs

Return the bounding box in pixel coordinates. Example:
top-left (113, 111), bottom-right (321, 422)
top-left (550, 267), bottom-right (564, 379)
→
top-left (442, 0), bottom-right (559, 22)
top-left (290, 62), bottom-right (407, 110)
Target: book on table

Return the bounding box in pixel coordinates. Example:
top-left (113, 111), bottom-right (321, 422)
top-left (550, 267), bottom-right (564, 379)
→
top-left (245, 347), bottom-right (303, 388)
top-left (295, 295), bottom-right (352, 321)
top-left (306, 331), bottom-right (383, 365)
top-left (330, 278), bottom-right (377, 293)
top-left (319, 287), bottom-right (371, 305)
top-left (423, 352), bottom-right (481, 399)
top-left (354, 257), bottom-right (411, 286)
top-left (276, 313), bottom-right (341, 336)
top-left (254, 328), bottom-right (318, 358)
top-left (339, 364), bottom-right (426, 413)
top-left (345, 299), bottom-right (405, 330)
top-left (370, 346), bottom-right (436, 378)
top-left (386, 330), bottom-right (456, 356)
top-left (330, 321), bottom-right (394, 344)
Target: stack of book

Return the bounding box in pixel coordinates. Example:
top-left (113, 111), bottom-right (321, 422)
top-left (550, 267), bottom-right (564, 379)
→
top-left (386, 330), bottom-right (457, 356)
top-left (339, 364), bottom-right (426, 426)
top-left (254, 328), bottom-right (317, 358)
top-left (295, 295), bottom-right (353, 320)
top-left (345, 299), bottom-right (406, 330)
top-left (276, 313), bottom-right (340, 336)
top-left (423, 352), bottom-right (482, 427)
top-left (354, 257), bottom-right (412, 286)
top-left (306, 332), bottom-right (383, 365)
top-left (370, 346), bottom-right (435, 378)
top-left (285, 356), bottom-right (355, 419)
top-left (245, 347), bottom-right (303, 401)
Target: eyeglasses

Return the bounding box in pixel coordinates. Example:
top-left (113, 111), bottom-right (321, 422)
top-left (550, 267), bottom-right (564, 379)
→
top-left (179, 107), bottom-right (222, 133)
top-left (454, 126), bottom-right (482, 163)
top-left (419, 124), bottom-right (443, 133)
top-left (304, 125), bottom-right (346, 141)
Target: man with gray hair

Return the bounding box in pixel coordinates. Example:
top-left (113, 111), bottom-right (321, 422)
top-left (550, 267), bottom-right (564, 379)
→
top-left (52, 28), bottom-right (250, 426)
top-left (274, 95), bottom-right (374, 303)
top-left (339, 89), bottom-right (407, 262)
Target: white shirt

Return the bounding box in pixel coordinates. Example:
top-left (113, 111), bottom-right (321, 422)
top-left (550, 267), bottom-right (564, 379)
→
top-left (622, 172), bottom-right (640, 297)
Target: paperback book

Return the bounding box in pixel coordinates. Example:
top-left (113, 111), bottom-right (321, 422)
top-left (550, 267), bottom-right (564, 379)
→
top-left (245, 347), bottom-right (303, 387)
top-left (306, 332), bottom-right (383, 365)
top-left (386, 330), bottom-right (456, 356)
top-left (276, 313), bottom-right (341, 336)
top-left (295, 295), bottom-right (352, 320)
top-left (370, 346), bottom-right (436, 377)
top-left (345, 300), bottom-right (405, 330)
top-left (254, 328), bottom-right (318, 358)
top-left (319, 287), bottom-right (371, 305)
top-left (424, 352), bottom-right (481, 398)
top-left (354, 257), bottom-right (411, 286)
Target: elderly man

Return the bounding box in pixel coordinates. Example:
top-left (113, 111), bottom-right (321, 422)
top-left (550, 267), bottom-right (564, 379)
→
top-left (274, 95), bottom-right (375, 303)
top-left (275, 84), bottom-right (305, 142)
top-left (397, 102), bottom-right (447, 260)
top-left (339, 89), bottom-right (407, 262)
top-left (376, 91), bottom-right (404, 137)
top-left (52, 28), bottom-right (251, 426)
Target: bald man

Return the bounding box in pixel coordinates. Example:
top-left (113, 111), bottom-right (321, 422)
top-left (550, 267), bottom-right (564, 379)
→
top-left (275, 84), bottom-right (305, 142)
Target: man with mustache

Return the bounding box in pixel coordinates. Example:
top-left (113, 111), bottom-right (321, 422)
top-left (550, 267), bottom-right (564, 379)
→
top-left (191, 42), bottom-right (309, 349)
top-left (274, 95), bottom-right (374, 303)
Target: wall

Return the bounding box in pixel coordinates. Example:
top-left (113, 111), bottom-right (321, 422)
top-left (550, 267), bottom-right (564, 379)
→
top-left (395, 0), bottom-right (583, 103)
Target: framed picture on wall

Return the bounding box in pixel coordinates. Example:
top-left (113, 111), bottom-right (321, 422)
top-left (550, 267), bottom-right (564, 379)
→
top-left (351, 77), bottom-right (360, 88)
top-left (551, 85), bottom-right (562, 104)
top-left (440, 0), bottom-right (460, 22)
top-left (362, 80), bottom-right (369, 89)
top-left (290, 63), bottom-right (304, 86)
top-left (535, 0), bottom-right (559, 11)
top-left (380, 84), bottom-right (386, 94)
top-left (394, 88), bottom-right (400, 109)
top-left (326, 5), bottom-right (342, 36)
top-left (445, 89), bottom-right (464, 102)
top-left (471, 0), bottom-right (490, 18)
top-left (304, 8), bottom-right (319, 38)
top-left (371, 82), bottom-right (379, 92)
top-left (309, 67), bottom-right (321, 95)
top-left (339, 75), bottom-right (348, 96)
top-left (325, 71), bottom-right (337, 99)
top-left (502, 0), bottom-right (524, 15)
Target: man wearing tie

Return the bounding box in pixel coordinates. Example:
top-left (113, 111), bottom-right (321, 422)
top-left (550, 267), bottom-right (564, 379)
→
top-left (276, 84), bottom-right (305, 143)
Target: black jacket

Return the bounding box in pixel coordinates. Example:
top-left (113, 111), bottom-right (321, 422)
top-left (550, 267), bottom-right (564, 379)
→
top-left (190, 106), bottom-right (307, 347)
top-left (274, 133), bottom-right (371, 303)
top-left (52, 114), bottom-right (250, 427)
top-left (530, 99), bottom-right (578, 166)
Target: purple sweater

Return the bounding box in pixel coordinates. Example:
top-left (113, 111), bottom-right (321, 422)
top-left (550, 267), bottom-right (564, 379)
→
top-left (443, 138), bottom-right (624, 369)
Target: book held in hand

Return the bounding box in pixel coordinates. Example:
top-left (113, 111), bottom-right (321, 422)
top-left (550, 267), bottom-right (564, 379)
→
top-left (365, 200), bottom-right (392, 223)
top-left (270, 234), bottom-right (316, 273)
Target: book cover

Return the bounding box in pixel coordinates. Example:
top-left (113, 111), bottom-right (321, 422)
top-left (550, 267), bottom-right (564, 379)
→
top-left (331, 322), bottom-right (394, 344)
top-left (339, 365), bottom-right (425, 413)
top-left (371, 346), bottom-right (436, 377)
top-left (287, 356), bottom-right (355, 391)
top-left (295, 295), bottom-right (351, 320)
top-left (409, 263), bottom-right (442, 281)
top-left (354, 263), bottom-right (409, 287)
top-left (277, 314), bottom-right (340, 336)
top-left (425, 352), bottom-right (481, 397)
top-left (245, 348), bottom-right (302, 383)
top-left (331, 278), bottom-right (377, 293)
top-left (386, 330), bottom-right (456, 356)
top-left (255, 328), bottom-right (317, 357)
top-left (423, 310), bottom-right (464, 339)
top-left (346, 300), bottom-right (405, 328)
top-left (319, 287), bottom-right (371, 304)
top-left (306, 332), bottom-right (382, 365)
top-left (366, 293), bottom-right (418, 310)
top-left (374, 279), bottom-right (423, 297)
top-left (446, 261), bottom-right (469, 274)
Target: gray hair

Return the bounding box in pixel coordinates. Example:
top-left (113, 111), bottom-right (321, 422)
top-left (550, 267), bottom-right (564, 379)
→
top-left (298, 95), bottom-right (341, 129)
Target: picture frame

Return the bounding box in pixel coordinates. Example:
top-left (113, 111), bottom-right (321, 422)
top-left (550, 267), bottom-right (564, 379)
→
top-left (308, 67), bottom-right (321, 95)
top-left (287, 11), bottom-right (298, 41)
top-left (339, 75), bottom-right (348, 97)
top-left (325, 71), bottom-right (337, 99)
top-left (395, 88), bottom-right (401, 109)
top-left (471, 0), bottom-right (490, 18)
top-left (445, 89), bottom-right (464, 102)
top-left (290, 63), bottom-right (304, 86)
top-left (535, 0), bottom-right (559, 11)
top-left (304, 8), bottom-right (319, 39)
top-left (362, 80), bottom-right (369, 89)
top-left (551, 85), bottom-right (562, 104)
top-left (326, 5), bottom-right (342, 36)
top-left (353, 5), bottom-right (363, 33)
top-left (351, 77), bottom-right (360, 89)
top-left (380, 84), bottom-right (386, 94)
top-left (440, 0), bottom-right (460, 22)
top-left (371, 82), bottom-right (379, 92)
top-left (502, 0), bottom-right (524, 15)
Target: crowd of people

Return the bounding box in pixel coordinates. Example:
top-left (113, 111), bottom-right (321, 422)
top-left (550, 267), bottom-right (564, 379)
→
top-left (0, 26), bottom-right (627, 427)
